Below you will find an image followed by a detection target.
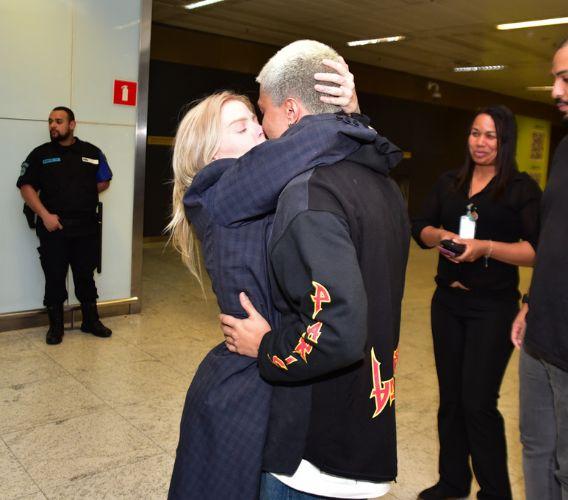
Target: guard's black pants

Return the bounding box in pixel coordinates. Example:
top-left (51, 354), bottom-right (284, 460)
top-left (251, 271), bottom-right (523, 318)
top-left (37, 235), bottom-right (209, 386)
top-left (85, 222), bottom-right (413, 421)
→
top-left (431, 286), bottom-right (518, 500)
top-left (37, 224), bottom-right (98, 307)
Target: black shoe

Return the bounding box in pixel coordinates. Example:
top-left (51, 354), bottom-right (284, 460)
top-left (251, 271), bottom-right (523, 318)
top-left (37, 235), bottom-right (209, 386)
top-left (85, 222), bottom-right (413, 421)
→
top-left (418, 483), bottom-right (468, 500)
top-left (46, 304), bottom-right (64, 345)
top-left (80, 302), bottom-right (112, 338)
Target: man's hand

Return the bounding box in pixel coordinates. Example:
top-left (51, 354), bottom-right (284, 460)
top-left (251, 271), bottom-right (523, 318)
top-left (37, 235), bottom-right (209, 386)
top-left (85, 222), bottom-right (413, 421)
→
top-left (314, 57), bottom-right (360, 114)
top-left (220, 292), bottom-right (271, 358)
top-left (511, 303), bottom-right (529, 349)
top-left (41, 212), bottom-right (63, 232)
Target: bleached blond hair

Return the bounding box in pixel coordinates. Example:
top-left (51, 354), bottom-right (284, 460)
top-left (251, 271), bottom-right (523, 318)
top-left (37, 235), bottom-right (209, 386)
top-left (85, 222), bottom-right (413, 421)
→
top-left (256, 40), bottom-right (342, 114)
top-left (166, 91), bottom-right (255, 287)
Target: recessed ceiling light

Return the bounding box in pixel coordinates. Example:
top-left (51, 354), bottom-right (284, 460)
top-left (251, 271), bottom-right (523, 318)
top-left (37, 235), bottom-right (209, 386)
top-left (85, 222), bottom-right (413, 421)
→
top-left (526, 86), bottom-right (554, 91)
top-left (497, 17), bottom-right (568, 30)
top-left (454, 65), bottom-right (506, 72)
top-left (185, 0), bottom-right (224, 10)
top-left (347, 36), bottom-right (406, 47)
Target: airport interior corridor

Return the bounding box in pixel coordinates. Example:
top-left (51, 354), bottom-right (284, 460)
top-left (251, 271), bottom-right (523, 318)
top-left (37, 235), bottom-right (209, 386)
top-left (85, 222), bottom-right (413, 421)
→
top-left (0, 242), bottom-right (529, 499)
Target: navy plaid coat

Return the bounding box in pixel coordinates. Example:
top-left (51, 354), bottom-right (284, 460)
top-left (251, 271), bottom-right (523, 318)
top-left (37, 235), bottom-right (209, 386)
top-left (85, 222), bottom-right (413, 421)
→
top-left (168, 114), bottom-right (379, 500)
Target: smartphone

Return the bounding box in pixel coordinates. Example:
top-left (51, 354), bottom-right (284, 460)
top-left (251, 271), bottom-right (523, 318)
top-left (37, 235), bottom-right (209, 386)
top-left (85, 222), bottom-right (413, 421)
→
top-left (440, 239), bottom-right (466, 256)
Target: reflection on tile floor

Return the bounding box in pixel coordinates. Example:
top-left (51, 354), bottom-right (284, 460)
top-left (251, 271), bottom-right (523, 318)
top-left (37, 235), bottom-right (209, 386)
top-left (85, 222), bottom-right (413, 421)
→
top-left (0, 242), bottom-right (531, 499)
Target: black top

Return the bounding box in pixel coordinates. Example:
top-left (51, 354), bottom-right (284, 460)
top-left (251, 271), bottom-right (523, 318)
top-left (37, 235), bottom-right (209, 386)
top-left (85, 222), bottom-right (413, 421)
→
top-left (525, 134), bottom-right (568, 371)
top-left (260, 144), bottom-right (409, 482)
top-left (17, 138), bottom-right (112, 219)
top-left (412, 169), bottom-right (541, 299)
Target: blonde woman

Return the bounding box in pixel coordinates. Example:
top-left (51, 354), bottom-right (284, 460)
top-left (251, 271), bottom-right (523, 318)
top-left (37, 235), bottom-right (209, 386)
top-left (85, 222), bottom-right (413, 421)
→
top-left (167, 61), bottom-right (394, 499)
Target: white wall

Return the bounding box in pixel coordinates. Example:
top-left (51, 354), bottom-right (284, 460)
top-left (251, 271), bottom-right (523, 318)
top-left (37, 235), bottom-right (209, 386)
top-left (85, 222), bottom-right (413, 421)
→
top-left (0, 0), bottom-right (142, 313)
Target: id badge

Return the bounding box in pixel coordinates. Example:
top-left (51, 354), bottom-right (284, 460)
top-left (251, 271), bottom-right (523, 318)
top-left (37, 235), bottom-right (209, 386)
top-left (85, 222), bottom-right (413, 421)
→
top-left (459, 216), bottom-right (476, 239)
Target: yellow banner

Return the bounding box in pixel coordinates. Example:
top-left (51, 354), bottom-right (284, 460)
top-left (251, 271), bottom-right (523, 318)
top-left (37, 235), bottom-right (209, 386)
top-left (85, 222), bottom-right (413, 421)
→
top-left (516, 115), bottom-right (551, 189)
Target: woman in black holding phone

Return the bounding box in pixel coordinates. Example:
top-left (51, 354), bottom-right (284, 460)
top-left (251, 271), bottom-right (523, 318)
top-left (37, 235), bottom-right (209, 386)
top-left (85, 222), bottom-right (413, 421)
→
top-left (412, 105), bottom-right (541, 500)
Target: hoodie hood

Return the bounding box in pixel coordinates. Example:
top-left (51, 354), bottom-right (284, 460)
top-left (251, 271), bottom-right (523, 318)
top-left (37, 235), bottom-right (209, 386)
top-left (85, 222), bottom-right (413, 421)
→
top-left (346, 132), bottom-right (403, 176)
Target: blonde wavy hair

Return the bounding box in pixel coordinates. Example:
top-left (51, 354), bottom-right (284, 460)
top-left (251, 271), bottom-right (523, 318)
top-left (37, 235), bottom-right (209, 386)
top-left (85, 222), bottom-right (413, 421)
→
top-left (166, 91), bottom-right (256, 286)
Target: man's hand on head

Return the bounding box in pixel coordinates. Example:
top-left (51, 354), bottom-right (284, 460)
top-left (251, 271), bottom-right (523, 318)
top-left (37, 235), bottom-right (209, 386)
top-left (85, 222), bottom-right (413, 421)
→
top-left (314, 57), bottom-right (360, 114)
top-left (220, 292), bottom-right (271, 358)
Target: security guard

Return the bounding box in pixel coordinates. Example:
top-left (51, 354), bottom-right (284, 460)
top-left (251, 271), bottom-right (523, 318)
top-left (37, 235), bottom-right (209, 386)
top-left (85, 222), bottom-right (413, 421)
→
top-left (17, 106), bottom-right (113, 345)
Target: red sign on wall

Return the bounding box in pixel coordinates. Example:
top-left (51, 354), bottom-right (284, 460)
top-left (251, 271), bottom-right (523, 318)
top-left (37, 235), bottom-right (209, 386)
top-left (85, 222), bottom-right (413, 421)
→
top-left (113, 80), bottom-right (137, 106)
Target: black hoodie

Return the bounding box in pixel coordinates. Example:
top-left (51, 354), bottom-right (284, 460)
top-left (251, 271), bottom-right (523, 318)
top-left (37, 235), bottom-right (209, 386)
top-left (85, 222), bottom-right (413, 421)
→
top-left (258, 139), bottom-right (410, 482)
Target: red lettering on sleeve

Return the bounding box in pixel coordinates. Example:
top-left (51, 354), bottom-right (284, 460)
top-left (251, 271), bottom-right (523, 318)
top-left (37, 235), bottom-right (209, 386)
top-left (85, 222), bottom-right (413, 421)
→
top-left (306, 322), bottom-right (323, 344)
top-left (271, 355), bottom-right (288, 371)
top-left (311, 281), bottom-right (331, 319)
top-left (293, 335), bottom-right (314, 363)
top-left (369, 348), bottom-right (396, 418)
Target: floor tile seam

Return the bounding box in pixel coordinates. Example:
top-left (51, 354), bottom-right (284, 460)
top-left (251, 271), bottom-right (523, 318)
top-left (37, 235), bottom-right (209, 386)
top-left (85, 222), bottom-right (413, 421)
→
top-left (128, 341), bottom-right (212, 376)
top-left (41, 450), bottom-right (169, 495)
top-left (5, 408), bottom-right (166, 494)
top-left (69, 356), bottom-right (191, 384)
top-left (1, 408), bottom-right (166, 494)
top-left (0, 346), bottom-right (83, 390)
top-left (0, 340), bottom-right (43, 358)
top-left (105, 403), bottom-right (175, 455)
top-left (0, 433), bottom-right (48, 499)
top-left (41, 450), bottom-right (171, 497)
top-left (0, 404), bottom-right (113, 443)
top-left (16, 347), bottom-right (118, 413)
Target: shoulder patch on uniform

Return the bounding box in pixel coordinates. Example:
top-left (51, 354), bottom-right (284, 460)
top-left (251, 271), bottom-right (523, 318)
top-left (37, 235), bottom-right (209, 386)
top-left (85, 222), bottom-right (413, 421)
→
top-left (20, 162), bottom-right (29, 176)
top-left (42, 157), bottom-right (61, 165)
top-left (82, 157), bottom-right (99, 165)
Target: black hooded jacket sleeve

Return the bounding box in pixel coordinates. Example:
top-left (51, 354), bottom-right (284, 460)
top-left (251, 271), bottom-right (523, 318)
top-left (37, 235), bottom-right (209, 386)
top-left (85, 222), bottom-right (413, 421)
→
top-left (258, 209), bottom-right (367, 382)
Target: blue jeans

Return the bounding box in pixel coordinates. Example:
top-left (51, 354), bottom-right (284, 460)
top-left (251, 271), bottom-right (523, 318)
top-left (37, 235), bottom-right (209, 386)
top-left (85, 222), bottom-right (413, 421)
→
top-left (520, 348), bottom-right (568, 500)
top-left (260, 473), bottom-right (340, 500)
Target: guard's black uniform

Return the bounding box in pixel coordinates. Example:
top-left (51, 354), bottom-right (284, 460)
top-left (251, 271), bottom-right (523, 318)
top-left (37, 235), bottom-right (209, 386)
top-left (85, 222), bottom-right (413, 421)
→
top-left (16, 138), bottom-right (112, 306)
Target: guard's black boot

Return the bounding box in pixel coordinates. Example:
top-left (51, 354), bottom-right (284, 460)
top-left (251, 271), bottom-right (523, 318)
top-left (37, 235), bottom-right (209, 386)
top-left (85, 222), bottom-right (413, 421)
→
top-left (46, 304), bottom-right (64, 345)
top-left (80, 302), bottom-right (112, 338)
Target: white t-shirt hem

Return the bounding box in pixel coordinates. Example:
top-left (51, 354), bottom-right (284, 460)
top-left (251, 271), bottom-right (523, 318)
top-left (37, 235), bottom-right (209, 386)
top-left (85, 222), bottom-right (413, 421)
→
top-left (271, 459), bottom-right (391, 499)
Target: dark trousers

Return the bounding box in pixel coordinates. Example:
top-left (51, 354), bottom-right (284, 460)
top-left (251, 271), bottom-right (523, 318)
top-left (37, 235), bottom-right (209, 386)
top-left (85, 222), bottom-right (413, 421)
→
top-left (431, 287), bottom-right (517, 500)
top-left (37, 224), bottom-right (98, 307)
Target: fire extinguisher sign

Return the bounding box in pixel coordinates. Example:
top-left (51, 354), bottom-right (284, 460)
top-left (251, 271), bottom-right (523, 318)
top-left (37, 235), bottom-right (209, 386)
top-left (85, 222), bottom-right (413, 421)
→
top-left (113, 80), bottom-right (137, 106)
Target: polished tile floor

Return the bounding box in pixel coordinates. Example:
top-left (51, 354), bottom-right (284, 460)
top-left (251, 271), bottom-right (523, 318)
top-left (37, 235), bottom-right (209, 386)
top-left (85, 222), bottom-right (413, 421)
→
top-left (0, 242), bottom-right (531, 499)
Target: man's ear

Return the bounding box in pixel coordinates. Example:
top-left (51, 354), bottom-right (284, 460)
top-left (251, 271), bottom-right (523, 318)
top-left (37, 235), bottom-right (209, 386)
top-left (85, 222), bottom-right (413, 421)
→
top-left (284, 97), bottom-right (302, 126)
top-left (69, 120), bottom-right (76, 132)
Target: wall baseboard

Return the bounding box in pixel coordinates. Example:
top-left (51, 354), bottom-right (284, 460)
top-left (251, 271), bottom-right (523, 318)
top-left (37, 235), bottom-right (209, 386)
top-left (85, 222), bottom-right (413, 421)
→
top-left (0, 297), bottom-right (139, 333)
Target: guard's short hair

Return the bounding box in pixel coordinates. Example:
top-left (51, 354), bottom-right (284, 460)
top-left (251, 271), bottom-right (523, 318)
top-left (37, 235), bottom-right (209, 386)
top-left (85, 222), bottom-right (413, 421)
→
top-left (256, 40), bottom-right (342, 114)
top-left (559, 36), bottom-right (568, 50)
top-left (51, 106), bottom-right (75, 122)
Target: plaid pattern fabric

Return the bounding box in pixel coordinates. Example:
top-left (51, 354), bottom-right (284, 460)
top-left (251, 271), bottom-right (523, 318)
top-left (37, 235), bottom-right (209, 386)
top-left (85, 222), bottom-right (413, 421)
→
top-left (169, 343), bottom-right (272, 500)
top-left (187, 113), bottom-right (378, 227)
top-left (170, 114), bottom-right (383, 499)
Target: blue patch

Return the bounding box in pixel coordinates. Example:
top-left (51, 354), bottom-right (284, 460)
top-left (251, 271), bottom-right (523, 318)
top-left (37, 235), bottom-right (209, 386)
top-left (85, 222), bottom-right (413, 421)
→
top-left (42, 157), bottom-right (61, 165)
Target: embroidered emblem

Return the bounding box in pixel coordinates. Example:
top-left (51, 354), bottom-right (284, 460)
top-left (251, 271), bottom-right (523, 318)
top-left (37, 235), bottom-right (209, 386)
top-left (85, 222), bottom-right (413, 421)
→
top-left (82, 157), bottom-right (99, 165)
top-left (42, 157), bottom-right (61, 165)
